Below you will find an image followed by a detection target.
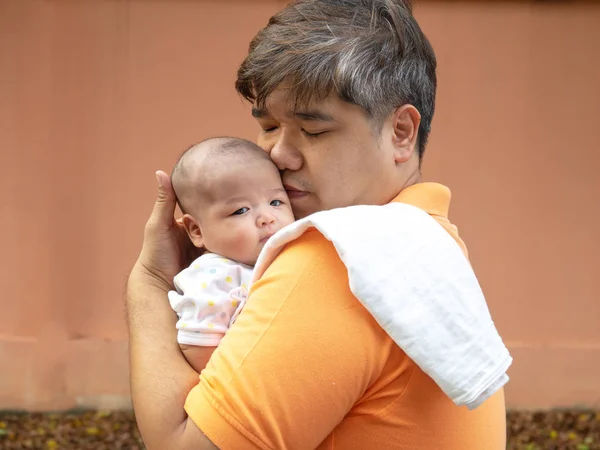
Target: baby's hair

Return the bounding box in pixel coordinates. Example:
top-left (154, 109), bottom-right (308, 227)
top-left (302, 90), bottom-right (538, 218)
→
top-left (171, 136), bottom-right (271, 214)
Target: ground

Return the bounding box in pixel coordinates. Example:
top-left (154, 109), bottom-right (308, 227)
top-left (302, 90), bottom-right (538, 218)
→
top-left (0, 410), bottom-right (599, 449)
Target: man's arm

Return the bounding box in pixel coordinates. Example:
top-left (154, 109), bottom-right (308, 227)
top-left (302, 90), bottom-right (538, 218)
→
top-left (126, 171), bottom-right (217, 450)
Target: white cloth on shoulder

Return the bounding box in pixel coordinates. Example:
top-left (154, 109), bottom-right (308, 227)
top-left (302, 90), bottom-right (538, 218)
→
top-left (168, 253), bottom-right (253, 346)
top-left (251, 202), bottom-right (512, 410)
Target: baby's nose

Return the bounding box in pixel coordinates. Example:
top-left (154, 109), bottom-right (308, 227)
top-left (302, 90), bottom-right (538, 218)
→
top-left (258, 213), bottom-right (276, 226)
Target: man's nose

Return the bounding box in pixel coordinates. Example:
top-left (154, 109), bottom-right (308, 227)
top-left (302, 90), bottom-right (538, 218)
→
top-left (269, 132), bottom-right (303, 172)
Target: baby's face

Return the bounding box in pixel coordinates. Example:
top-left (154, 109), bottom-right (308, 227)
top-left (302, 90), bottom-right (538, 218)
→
top-left (195, 159), bottom-right (295, 266)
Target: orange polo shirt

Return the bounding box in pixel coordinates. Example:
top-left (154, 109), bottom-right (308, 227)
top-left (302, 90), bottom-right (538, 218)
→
top-left (185, 182), bottom-right (506, 449)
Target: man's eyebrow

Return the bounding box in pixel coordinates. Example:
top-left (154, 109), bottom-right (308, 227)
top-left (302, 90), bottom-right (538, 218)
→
top-left (251, 107), bottom-right (267, 118)
top-left (251, 107), bottom-right (336, 123)
top-left (292, 110), bottom-right (336, 122)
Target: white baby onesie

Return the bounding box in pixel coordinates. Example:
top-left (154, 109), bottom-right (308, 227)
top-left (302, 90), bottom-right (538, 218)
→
top-left (168, 253), bottom-right (253, 346)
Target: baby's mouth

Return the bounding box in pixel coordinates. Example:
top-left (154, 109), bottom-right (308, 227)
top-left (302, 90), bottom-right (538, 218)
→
top-left (259, 233), bottom-right (274, 243)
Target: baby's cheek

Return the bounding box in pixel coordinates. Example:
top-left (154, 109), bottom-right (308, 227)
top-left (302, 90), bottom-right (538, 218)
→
top-left (277, 207), bottom-right (295, 228)
top-left (233, 226), bottom-right (249, 242)
top-left (225, 226), bottom-right (256, 257)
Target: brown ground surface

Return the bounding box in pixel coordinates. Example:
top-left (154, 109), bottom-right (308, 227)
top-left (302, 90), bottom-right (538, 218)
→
top-left (0, 410), bottom-right (598, 449)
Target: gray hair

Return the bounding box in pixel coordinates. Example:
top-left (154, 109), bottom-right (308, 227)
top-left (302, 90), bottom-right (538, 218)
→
top-left (235, 0), bottom-right (437, 158)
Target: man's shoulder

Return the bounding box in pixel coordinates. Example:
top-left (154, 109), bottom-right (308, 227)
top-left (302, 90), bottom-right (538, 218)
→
top-left (254, 227), bottom-right (371, 315)
top-left (279, 227), bottom-right (339, 264)
top-left (257, 227), bottom-right (345, 286)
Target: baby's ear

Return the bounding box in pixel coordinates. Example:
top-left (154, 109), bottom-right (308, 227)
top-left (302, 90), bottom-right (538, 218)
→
top-left (182, 214), bottom-right (204, 249)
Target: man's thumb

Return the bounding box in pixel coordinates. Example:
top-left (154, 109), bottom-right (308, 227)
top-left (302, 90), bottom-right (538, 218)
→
top-left (150, 170), bottom-right (176, 227)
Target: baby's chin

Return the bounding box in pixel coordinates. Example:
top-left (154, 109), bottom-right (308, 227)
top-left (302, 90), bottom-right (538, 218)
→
top-left (249, 240), bottom-right (272, 265)
top-left (233, 248), bottom-right (262, 268)
top-left (223, 239), bottom-right (276, 267)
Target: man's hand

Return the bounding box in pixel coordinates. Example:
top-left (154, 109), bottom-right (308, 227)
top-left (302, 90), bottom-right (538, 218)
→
top-left (126, 171), bottom-right (216, 450)
top-left (133, 170), bottom-right (199, 291)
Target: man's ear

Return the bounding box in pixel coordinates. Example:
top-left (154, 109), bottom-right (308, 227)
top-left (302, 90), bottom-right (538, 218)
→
top-left (182, 214), bottom-right (204, 249)
top-left (390, 104), bottom-right (421, 164)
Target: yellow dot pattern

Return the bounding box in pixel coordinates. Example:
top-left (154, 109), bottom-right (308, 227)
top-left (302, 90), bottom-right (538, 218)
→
top-left (231, 300), bottom-right (238, 307)
top-left (201, 281), bottom-right (207, 289)
top-left (225, 276), bottom-right (233, 283)
top-left (208, 300), bottom-right (215, 307)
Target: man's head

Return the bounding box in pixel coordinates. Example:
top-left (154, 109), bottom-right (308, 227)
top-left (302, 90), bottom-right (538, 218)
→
top-left (171, 137), bottom-right (294, 266)
top-left (236, 0), bottom-right (436, 218)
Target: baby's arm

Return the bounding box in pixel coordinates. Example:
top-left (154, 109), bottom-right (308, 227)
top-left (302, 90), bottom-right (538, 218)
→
top-left (179, 344), bottom-right (215, 374)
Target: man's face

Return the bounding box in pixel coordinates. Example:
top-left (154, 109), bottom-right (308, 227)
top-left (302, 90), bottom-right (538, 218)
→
top-left (253, 86), bottom-right (400, 219)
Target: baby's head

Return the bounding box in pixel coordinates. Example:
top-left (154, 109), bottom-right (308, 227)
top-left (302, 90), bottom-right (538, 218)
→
top-left (171, 137), bottom-right (295, 266)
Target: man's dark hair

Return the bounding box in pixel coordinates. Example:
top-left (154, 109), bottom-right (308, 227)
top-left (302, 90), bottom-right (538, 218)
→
top-left (235, 0), bottom-right (437, 159)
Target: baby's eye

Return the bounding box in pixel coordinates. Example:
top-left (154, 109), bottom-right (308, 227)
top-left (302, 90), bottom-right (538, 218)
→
top-left (232, 207), bottom-right (249, 216)
top-left (270, 200), bottom-right (283, 207)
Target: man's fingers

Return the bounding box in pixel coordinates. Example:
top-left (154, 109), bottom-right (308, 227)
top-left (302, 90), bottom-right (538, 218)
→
top-left (148, 170), bottom-right (177, 231)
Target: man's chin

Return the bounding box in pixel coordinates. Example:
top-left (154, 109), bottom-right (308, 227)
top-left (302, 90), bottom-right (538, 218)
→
top-left (291, 193), bottom-right (325, 219)
top-left (292, 204), bottom-right (317, 219)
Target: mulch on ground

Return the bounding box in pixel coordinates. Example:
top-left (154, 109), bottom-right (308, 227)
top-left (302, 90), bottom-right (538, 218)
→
top-left (0, 412), bottom-right (142, 450)
top-left (507, 411), bottom-right (600, 450)
top-left (0, 410), bottom-right (599, 449)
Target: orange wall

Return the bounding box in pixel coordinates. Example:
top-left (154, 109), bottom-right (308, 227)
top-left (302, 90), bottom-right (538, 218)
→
top-left (1, 0), bottom-right (599, 411)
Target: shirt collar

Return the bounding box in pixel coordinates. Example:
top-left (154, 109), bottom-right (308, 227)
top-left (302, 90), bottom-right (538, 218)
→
top-left (392, 182), bottom-right (451, 218)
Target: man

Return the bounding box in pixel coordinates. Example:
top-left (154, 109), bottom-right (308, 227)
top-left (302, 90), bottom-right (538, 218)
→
top-left (126, 0), bottom-right (507, 449)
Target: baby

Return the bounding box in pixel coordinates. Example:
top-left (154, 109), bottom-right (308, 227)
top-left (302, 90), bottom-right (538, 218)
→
top-left (168, 137), bottom-right (295, 372)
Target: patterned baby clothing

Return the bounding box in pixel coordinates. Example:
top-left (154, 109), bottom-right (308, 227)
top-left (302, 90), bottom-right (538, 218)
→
top-left (168, 253), bottom-right (253, 346)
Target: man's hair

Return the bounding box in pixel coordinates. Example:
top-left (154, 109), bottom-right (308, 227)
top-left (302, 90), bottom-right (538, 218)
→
top-left (235, 0), bottom-right (437, 159)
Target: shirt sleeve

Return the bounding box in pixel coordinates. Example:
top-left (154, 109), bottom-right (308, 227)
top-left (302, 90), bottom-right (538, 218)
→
top-left (184, 230), bottom-right (392, 450)
top-left (168, 255), bottom-right (247, 346)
